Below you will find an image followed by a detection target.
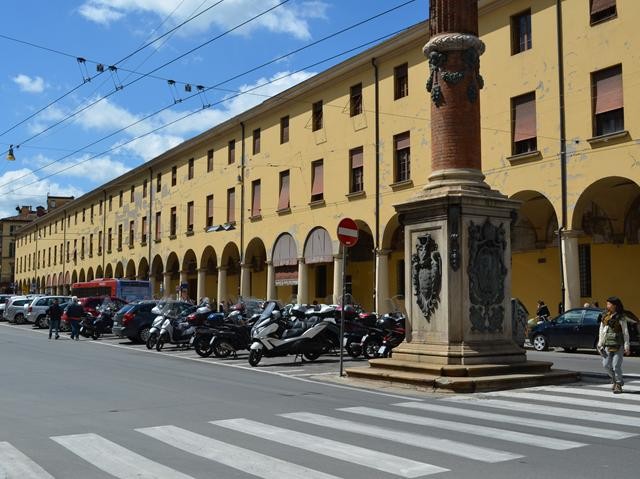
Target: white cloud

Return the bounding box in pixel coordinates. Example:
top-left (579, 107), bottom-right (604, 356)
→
top-left (0, 168), bottom-right (82, 219)
top-left (13, 74), bottom-right (46, 93)
top-left (33, 154), bottom-right (131, 183)
top-left (78, 0), bottom-right (327, 39)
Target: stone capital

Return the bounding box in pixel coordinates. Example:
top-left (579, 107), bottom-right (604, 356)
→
top-left (423, 33), bottom-right (485, 57)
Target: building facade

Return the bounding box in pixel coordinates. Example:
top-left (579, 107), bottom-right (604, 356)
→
top-left (13, 0), bottom-right (640, 315)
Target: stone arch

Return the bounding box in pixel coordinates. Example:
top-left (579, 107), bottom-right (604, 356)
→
top-left (87, 267), bottom-right (94, 281)
top-left (181, 249), bottom-right (198, 300)
top-left (114, 262), bottom-right (124, 279)
top-left (64, 271), bottom-right (70, 286)
top-left (71, 270), bottom-right (78, 284)
top-left (105, 263), bottom-right (113, 279)
top-left (510, 191), bottom-right (559, 251)
top-left (79, 269), bottom-right (86, 283)
top-left (381, 215), bottom-right (405, 306)
top-left (220, 242), bottom-right (241, 303)
top-left (125, 259), bottom-right (136, 279)
top-left (151, 254), bottom-right (164, 297)
top-left (138, 257), bottom-right (149, 280)
top-left (199, 246), bottom-right (218, 302)
top-left (245, 237), bottom-right (267, 299)
top-left (271, 233), bottom-right (299, 303)
top-left (164, 252), bottom-right (180, 298)
top-left (96, 265), bottom-right (104, 279)
top-left (344, 221), bottom-right (374, 310)
top-left (303, 227), bottom-right (335, 304)
top-left (624, 195), bottom-right (640, 244)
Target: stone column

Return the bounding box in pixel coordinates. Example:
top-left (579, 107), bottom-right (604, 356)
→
top-left (197, 268), bottom-right (207, 302)
top-left (332, 254), bottom-right (343, 305)
top-left (297, 258), bottom-right (309, 304)
top-left (266, 261), bottom-right (276, 300)
top-left (375, 249), bottom-right (391, 313)
top-left (561, 230), bottom-right (581, 311)
top-left (240, 263), bottom-right (251, 299)
top-left (163, 272), bottom-right (171, 299)
top-left (180, 270), bottom-right (188, 286)
top-left (217, 267), bottom-right (227, 308)
top-left (149, 276), bottom-right (156, 298)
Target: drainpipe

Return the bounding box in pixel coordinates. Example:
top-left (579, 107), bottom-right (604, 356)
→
top-left (240, 121), bottom-right (246, 299)
top-left (372, 57), bottom-right (381, 311)
top-left (556, 0), bottom-right (567, 313)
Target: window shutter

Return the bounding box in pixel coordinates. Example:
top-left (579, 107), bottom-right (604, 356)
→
top-left (278, 172), bottom-right (290, 210)
top-left (350, 148), bottom-right (363, 168)
top-left (252, 181), bottom-right (261, 216)
top-left (513, 94), bottom-right (537, 142)
top-left (395, 132), bottom-right (410, 150)
top-left (594, 67), bottom-right (623, 114)
top-left (591, 0), bottom-right (616, 15)
top-left (311, 162), bottom-right (323, 196)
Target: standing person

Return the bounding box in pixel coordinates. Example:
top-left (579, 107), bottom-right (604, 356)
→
top-left (597, 296), bottom-right (631, 394)
top-left (47, 298), bottom-right (62, 340)
top-left (66, 296), bottom-right (84, 341)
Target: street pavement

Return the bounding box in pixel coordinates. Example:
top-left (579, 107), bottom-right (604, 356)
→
top-left (1, 322), bottom-right (640, 478)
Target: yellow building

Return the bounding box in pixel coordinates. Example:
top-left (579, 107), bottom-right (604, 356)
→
top-left (13, 0), bottom-right (640, 316)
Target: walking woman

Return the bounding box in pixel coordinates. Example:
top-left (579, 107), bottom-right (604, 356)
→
top-left (597, 296), bottom-right (631, 394)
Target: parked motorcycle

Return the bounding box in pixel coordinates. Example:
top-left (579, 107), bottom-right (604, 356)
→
top-left (80, 305), bottom-right (116, 340)
top-left (190, 311), bottom-right (227, 357)
top-left (248, 301), bottom-right (339, 366)
top-left (146, 301), bottom-right (194, 350)
top-left (208, 311), bottom-right (259, 358)
top-left (156, 308), bottom-right (197, 351)
top-left (360, 312), bottom-right (406, 359)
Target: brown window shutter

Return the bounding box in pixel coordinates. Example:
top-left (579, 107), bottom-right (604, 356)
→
top-left (228, 189), bottom-right (235, 223)
top-left (591, 0), bottom-right (616, 15)
top-left (594, 66), bottom-right (623, 114)
top-left (395, 132), bottom-right (410, 150)
top-left (513, 94), bottom-right (537, 142)
top-left (252, 181), bottom-right (261, 216)
top-left (311, 162), bottom-right (323, 196)
top-left (278, 172), bottom-right (290, 210)
top-left (350, 147), bottom-right (363, 169)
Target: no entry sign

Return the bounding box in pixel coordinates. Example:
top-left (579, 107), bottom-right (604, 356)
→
top-left (337, 217), bottom-right (359, 247)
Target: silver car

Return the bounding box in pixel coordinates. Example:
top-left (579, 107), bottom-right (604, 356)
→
top-left (27, 296), bottom-right (72, 328)
top-left (0, 294), bottom-right (14, 320)
top-left (5, 296), bottom-right (32, 324)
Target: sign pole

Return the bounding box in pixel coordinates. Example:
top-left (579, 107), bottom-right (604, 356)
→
top-left (339, 246), bottom-right (347, 377)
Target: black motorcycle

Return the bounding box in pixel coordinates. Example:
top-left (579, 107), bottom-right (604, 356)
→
top-left (79, 306), bottom-right (115, 340)
top-left (190, 312), bottom-right (227, 357)
top-left (208, 312), bottom-right (259, 358)
top-left (360, 313), bottom-right (406, 359)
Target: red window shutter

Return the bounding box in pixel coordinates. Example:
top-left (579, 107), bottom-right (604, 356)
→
top-left (278, 172), bottom-right (290, 210)
top-left (311, 162), bottom-right (323, 196)
top-left (594, 67), bottom-right (623, 114)
top-left (591, 0), bottom-right (616, 15)
top-left (513, 94), bottom-right (537, 142)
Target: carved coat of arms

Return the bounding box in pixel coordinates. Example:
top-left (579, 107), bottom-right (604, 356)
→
top-left (412, 234), bottom-right (442, 322)
top-left (468, 219), bottom-right (508, 332)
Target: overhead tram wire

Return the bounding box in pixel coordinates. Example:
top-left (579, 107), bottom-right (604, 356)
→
top-left (3, 0), bottom-right (291, 156)
top-left (0, 0), bottom-right (227, 141)
top-left (1, 27), bottom-right (412, 196)
top-left (0, 0), bottom-right (418, 189)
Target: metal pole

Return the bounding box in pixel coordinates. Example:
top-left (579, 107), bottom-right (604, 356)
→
top-left (339, 247), bottom-right (347, 377)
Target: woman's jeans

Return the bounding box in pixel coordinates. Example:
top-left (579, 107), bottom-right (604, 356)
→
top-left (603, 348), bottom-right (624, 385)
top-left (49, 319), bottom-right (60, 338)
top-left (70, 319), bottom-right (80, 339)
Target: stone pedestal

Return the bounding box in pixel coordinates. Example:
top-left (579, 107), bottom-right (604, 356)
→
top-left (394, 183), bottom-right (524, 365)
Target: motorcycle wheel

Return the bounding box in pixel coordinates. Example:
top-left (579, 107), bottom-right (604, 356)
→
top-left (248, 349), bottom-right (262, 367)
top-left (194, 336), bottom-right (214, 357)
top-left (156, 339), bottom-right (164, 352)
top-left (146, 333), bottom-right (158, 350)
top-left (92, 332), bottom-right (100, 340)
top-left (362, 337), bottom-right (382, 360)
top-left (303, 351), bottom-right (320, 361)
top-left (80, 327), bottom-right (90, 338)
top-left (211, 338), bottom-right (233, 358)
top-left (346, 343), bottom-right (361, 359)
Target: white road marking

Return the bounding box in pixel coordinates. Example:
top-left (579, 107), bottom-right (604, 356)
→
top-left (213, 418), bottom-right (448, 478)
top-left (530, 386), bottom-right (640, 401)
top-left (394, 401), bottom-right (635, 439)
top-left (485, 391), bottom-right (640, 413)
top-left (594, 383), bottom-right (640, 392)
top-left (445, 397), bottom-right (640, 428)
top-left (137, 425), bottom-right (342, 479)
top-left (0, 442), bottom-right (54, 479)
top-left (340, 406), bottom-right (586, 449)
top-left (50, 433), bottom-right (193, 479)
top-left (281, 412), bottom-right (522, 463)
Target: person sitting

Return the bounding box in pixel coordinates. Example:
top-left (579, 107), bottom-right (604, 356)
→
top-left (536, 300), bottom-right (550, 320)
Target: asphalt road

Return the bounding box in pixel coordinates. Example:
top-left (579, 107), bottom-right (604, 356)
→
top-left (2, 322), bottom-right (640, 479)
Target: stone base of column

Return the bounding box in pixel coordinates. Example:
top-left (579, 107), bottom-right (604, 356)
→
top-left (391, 340), bottom-right (525, 365)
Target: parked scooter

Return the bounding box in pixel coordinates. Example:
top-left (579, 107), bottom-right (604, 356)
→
top-left (80, 305), bottom-right (116, 340)
top-left (156, 308), bottom-right (197, 351)
top-left (146, 301), bottom-right (194, 349)
top-left (190, 311), bottom-right (226, 357)
top-left (208, 311), bottom-right (258, 358)
top-left (248, 301), bottom-right (339, 366)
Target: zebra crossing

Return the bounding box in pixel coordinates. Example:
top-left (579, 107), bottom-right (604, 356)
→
top-left (2, 381), bottom-right (640, 478)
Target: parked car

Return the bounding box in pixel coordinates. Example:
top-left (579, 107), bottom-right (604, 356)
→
top-left (61, 296), bottom-right (127, 329)
top-left (511, 298), bottom-right (529, 348)
top-left (27, 295), bottom-right (72, 328)
top-left (529, 307), bottom-right (640, 354)
top-left (112, 300), bottom-right (160, 343)
top-left (5, 296), bottom-right (33, 324)
top-left (0, 294), bottom-right (14, 320)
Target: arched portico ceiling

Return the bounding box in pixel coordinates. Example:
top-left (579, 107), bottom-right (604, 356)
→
top-left (182, 249), bottom-right (198, 274)
top-left (87, 267), bottom-right (94, 281)
top-left (510, 190), bottom-right (558, 250)
top-left (381, 215), bottom-right (403, 251)
top-left (71, 270), bottom-right (78, 283)
top-left (105, 263), bottom-right (113, 279)
top-left (304, 227), bottom-right (333, 264)
top-left (79, 269), bottom-right (86, 282)
top-left (571, 177), bottom-right (640, 243)
top-left (166, 252), bottom-right (180, 272)
top-left (114, 262), bottom-right (124, 279)
top-left (46, 274), bottom-right (52, 287)
top-left (349, 221), bottom-right (374, 262)
top-left (126, 259), bottom-right (136, 279)
top-left (138, 257), bottom-right (149, 278)
top-left (64, 271), bottom-right (70, 284)
top-left (272, 233), bottom-right (297, 266)
top-left (246, 237), bottom-right (267, 272)
top-left (200, 246), bottom-right (217, 271)
top-left (221, 242), bottom-right (240, 269)
top-left (95, 265), bottom-right (103, 279)
top-left (52, 274), bottom-right (58, 287)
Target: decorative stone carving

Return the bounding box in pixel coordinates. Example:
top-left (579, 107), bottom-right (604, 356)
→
top-left (449, 205), bottom-right (461, 271)
top-left (468, 219), bottom-right (507, 332)
top-left (424, 33), bottom-right (485, 107)
top-left (412, 234), bottom-right (442, 321)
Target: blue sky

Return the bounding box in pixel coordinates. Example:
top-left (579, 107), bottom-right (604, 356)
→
top-left (0, 0), bottom-right (427, 218)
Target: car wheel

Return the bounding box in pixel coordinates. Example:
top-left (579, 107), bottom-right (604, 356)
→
top-left (36, 315), bottom-right (48, 329)
top-left (563, 347), bottom-right (577, 353)
top-left (532, 334), bottom-right (548, 351)
top-left (137, 327), bottom-right (151, 344)
top-left (15, 313), bottom-right (25, 325)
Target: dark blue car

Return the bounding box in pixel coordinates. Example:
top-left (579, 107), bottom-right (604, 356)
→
top-left (529, 307), bottom-right (639, 354)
